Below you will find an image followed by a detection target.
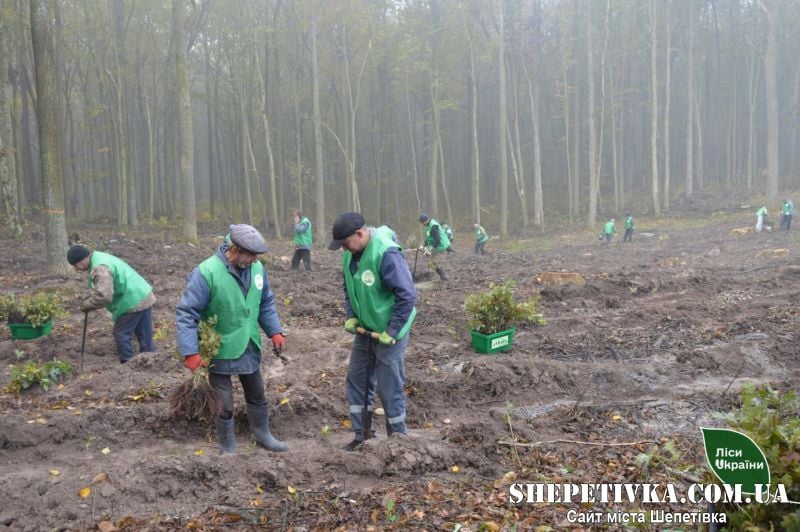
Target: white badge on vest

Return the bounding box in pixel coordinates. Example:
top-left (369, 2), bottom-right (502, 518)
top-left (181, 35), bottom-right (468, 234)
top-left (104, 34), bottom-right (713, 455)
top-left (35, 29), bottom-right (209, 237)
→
top-left (254, 273), bottom-right (264, 290)
top-left (361, 270), bottom-right (376, 287)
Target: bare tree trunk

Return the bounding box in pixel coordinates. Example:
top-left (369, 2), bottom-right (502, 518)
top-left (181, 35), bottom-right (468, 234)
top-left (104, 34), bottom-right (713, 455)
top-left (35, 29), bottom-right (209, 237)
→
top-left (523, 64), bottom-right (543, 228)
top-left (239, 94), bottom-right (253, 225)
top-left (466, 25), bottom-right (481, 225)
top-left (586, 1), bottom-right (597, 228)
top-left (0, 4), bottom-right (21, 236)
top-left (255, 46), bottom-right (281, 238)
top-left (560, 13), bottom-right (574, 222)
top-left (511, 76), bottom-right (528, 230)
top-left (310, 1), bottom-right (325, 241)
top-left (497, 0), bottom-right (508, 237)
top-left (30, 0), bottom-right (69, 274)
top-left (662, 0), bottom-right (671, 211)
top-left (649, 0), bottom-right (660, 214)
top-left (172, 0), bottom-right (197, 242)
top-left (685, 3), bottom-right (694, 197)
top-left (406, 76), bottom-right (421, 214)
top-left (763, 0), bottom-right (780, 203)
top-left (428, 81), bottom-right (439, 215)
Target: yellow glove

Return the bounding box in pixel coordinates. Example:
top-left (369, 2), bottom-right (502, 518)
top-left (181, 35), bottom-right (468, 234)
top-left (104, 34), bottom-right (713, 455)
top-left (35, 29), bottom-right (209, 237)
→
top-left (344, 317), bottom-right (360, 334)
top-left (377, 331), bottom-right (395, 346)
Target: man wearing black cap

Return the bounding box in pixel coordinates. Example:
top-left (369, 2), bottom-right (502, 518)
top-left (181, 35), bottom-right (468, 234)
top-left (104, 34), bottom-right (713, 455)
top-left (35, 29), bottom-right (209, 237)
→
top-left (329, 212), bottom-right (417, 451)
top-left (418, 213), bottom-right (450, 281)
top-left (67, 245), bottom-right (156, 364)
top-left (176, 223), bottom-right (288, 454)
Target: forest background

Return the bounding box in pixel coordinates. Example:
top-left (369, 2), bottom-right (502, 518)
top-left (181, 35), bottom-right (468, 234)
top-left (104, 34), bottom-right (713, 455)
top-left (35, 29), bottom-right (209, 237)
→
top-left (1, 0), bottom-right (799, 272)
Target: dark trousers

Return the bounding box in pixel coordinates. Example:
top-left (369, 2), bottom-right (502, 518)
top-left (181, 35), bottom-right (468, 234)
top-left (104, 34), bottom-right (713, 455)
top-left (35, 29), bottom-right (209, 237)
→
top-left (623, 228), bottom-right (634, 242)
top-left (781, 214), bottom-right (792, 231)
top-left (209, 369), bottom-right (267, 419)
top-left (112, 307), bottom-right (155, 363)
top-left (475, 241), bottom-right (487, 255)
top-left (291, 248), bottom-right (312, 271)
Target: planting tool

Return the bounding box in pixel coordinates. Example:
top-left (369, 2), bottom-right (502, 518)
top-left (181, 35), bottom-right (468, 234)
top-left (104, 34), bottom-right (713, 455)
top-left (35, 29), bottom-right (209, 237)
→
top-left (412, 247), bottom-right (419, 281)
top-left (363, 350), bottom-right (374, 442)
top-left (272, 345), bottom-right (289, 363)
top-left (79, 311), bottom-right (88, 373)
top-left (355, 326), bottom-right (396, 346)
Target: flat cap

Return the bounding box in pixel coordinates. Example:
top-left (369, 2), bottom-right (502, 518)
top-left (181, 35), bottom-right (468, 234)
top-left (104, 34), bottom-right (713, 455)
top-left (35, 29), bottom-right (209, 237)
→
top-left (328, 212), bottom-right (365, 250)
top-left (418, 213), bottom-right (430, 223)
top-left (229, 224), bottom-right (268, 254)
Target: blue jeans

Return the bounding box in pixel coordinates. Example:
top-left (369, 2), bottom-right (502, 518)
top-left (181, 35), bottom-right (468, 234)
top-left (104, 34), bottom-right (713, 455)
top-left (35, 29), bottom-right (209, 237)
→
top-left (112, 307), bottom-right (155, 363)
top-left (346, 333), bottom-right (409, 440)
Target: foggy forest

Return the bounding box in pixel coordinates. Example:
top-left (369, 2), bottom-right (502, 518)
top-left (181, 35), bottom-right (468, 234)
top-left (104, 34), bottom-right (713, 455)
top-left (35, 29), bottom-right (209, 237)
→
top-left (1, 0), bottom-right (800, 263)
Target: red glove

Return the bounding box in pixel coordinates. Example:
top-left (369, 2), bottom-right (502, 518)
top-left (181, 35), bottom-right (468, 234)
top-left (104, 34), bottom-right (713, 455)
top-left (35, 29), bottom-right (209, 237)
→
top-left (270, 333), bottom-right (286, 354)
top-left (183, 354), bottom-right (206, 373)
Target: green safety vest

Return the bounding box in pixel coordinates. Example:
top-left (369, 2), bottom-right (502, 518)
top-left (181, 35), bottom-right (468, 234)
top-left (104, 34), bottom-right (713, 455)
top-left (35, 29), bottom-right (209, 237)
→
top-left (198, 255), bottom-right (264, 360)
top-left (293, 217), bottom-right (313, 247)
top-left (603, 221), bottom-right (616, 235)
top-left (625, 216), bottom-right (634, 230)
top-left (88, 252), bottom-right (152, 322)
top-left (342, 226), bottom-right (416, 339)
top-left (425, 218), bottom-right (451, 251)
top-left (757, 207), bottom-right (767, 216)
top-left (476, 226), bottom-right (489, 243)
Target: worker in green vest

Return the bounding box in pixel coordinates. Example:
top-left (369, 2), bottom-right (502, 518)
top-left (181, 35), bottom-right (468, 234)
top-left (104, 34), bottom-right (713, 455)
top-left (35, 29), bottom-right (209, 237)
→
top-left (67, 245), bottom-right (156, 364)
top-left (291, 210), bottom-right (313, 271)
top-left (176, 224), bottom-right (288, 455)
top-left (418, 213), bottom-right (451, 281)
top-left (756, 206), bottom-right (768, 232)
top-left (328, 212), bottom-right (417, 451)
top-left (603, 218), bottom-right (617, 243)
top-left (474, 223), bottom-right (489, 255)
top-left (623, 214), bottom-right (635, 242)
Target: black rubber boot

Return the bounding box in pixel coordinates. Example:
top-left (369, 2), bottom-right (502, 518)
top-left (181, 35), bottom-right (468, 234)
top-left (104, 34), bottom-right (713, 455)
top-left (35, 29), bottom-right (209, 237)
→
top-left (247, 404), bottom-right (288, 452)
top-left (436, 267), bottom-right (449, 281)
top-left (216, 416), bottom-right (236, 455)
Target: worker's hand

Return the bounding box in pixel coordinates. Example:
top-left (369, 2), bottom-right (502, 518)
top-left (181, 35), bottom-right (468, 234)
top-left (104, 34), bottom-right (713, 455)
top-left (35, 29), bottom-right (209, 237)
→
top-left (344, 317), bottom-right (360, 334)
top-left (270, 333), bottom-right (286, 354)
top-left (423, 246), bottom-right (432, 256)
top-left (183, 354), bottom-right (206, 373)
top-left (79, 300), bottom-right (94, 313)
top-left (376, 331), bottom-right (395, 346)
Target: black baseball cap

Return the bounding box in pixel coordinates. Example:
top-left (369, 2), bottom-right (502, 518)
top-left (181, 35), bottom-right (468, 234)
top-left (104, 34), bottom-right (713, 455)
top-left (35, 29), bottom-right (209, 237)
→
top-left (328, 212), bottom-right (365, 250)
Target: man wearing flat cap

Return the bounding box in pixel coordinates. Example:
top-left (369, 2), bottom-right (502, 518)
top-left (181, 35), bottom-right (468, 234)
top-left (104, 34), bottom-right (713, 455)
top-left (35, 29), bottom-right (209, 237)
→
top-left (329, 212), bottom-right (417, 451)
top-left (67, 245), bottom-right (156, 364)
top-left (176, 224), bottom-right (288, 454)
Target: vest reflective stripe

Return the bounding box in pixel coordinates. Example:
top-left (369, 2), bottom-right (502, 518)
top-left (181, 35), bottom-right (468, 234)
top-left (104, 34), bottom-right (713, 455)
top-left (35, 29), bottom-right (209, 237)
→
top-left (342, 227), bottom-right (416, 339)
top-left (293, 217), bottom-right (313, 247)
top-left (88, 252), bottom-right (152, 322)
top-left (198, 255), bottom-right (263, 360)
top-left (425, 219), bottom-right (450, 251)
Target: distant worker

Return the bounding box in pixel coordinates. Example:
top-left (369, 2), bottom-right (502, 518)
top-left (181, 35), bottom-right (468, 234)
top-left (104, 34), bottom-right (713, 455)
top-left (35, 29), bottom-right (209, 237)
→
top-left (781, 199), bottom-right (793, 231)
top-left (442, 223), bottom-right (456, 254)
top-left (474, 223), bottom-right (489, 255)
top-left (67, 245), bottom-right (156, 364)
top-left (623, 214), bottom-right (635, 242)
top-left (603, 218), bottom-right (617, 243)
top-left (291, 210), bottom-right (313, 271)
top-left (756, 206), bottom-right (768, 232)
top-left (418, 213), bottom-right (451, 281)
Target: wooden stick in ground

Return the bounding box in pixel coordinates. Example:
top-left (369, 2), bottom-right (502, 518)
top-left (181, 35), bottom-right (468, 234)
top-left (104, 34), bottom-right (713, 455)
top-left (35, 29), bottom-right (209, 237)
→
top-left (498, 439), bottom-right (658, 448)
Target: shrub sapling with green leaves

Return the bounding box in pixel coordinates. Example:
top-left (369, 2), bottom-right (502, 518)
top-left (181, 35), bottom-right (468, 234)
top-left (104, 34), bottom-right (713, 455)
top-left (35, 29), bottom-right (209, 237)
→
top-left (169, 316), bottom-right (223, 420)
top-left (6, 359), bottom-right (73, 393)
top-left (464, 281), bottom-right (545, 335)
top-left (0, 291), bottom-right (67, 327)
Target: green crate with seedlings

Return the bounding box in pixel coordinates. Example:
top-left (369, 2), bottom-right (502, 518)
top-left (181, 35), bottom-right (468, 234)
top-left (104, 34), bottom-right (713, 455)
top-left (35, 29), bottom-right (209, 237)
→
top-left (6, 358), bottom-right (73, 393)
top-left (464, 281), bottom-right (545, 354)
top-left (0, 291), bottom-right (67, 339)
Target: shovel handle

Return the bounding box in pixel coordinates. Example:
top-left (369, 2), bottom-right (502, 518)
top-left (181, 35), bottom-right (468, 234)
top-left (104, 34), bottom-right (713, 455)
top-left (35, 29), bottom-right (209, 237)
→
top-left (355, 326), bottom-right (396, 346)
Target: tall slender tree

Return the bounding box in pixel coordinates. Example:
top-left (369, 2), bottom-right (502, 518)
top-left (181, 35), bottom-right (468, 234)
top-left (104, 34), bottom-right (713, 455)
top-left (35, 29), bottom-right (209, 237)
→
top-left (173, 0), bottom-right (197, 242)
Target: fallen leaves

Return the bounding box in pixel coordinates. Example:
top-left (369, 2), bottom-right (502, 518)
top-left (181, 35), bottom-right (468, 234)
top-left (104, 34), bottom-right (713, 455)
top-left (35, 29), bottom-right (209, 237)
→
top-left (78, 486), bottom-right (91, 498)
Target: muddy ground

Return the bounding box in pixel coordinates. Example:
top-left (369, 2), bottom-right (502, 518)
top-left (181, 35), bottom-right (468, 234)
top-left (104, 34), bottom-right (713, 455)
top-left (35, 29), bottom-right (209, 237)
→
top-left (0, 213), bottom-right (798, 530)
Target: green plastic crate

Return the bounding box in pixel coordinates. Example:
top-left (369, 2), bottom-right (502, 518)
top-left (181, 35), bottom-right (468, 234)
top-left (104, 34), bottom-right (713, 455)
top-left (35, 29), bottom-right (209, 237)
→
top-left (470, 327), bottom-right (515, 354)
top-left (9, 319), bottom-right (53, 340)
